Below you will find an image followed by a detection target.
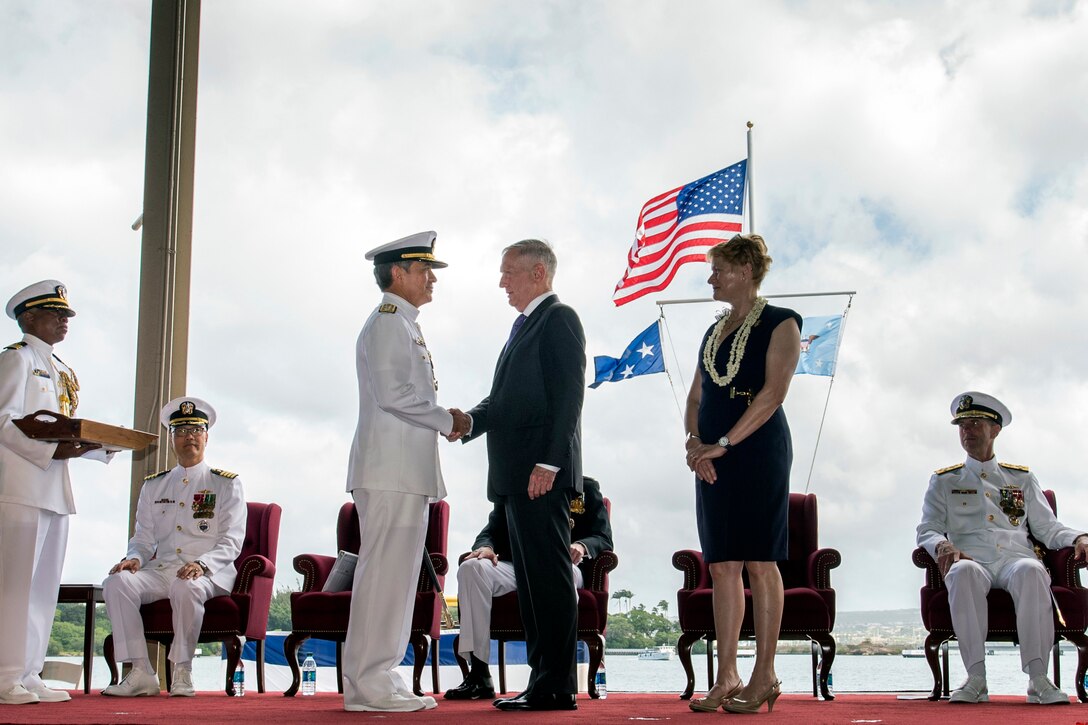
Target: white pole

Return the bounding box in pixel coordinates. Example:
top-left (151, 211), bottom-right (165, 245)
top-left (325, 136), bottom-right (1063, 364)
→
top-left (746, 120), bottom-right (755, 234)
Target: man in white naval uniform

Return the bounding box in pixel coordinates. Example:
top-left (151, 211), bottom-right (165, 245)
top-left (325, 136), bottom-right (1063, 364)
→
top-left (917, 391), bottom-right (1088, 705)
top-left (342, 231), bottom-right (469, 713)
top-left (102, 397), bottom-right (246, 698)
top-left (0, 280), bottom-right (111, 706)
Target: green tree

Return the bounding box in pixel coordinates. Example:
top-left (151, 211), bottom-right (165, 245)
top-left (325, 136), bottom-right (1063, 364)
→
top-left (267, 586), bottom-right (293, 632)
top-left (611, 588), bottom-right (634, 613)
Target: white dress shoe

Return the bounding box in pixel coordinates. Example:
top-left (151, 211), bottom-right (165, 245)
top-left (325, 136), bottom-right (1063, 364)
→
top-left (1026, 675), bottom-right (1070, 705)
top-left (26, 684), bottom-right (70, 702)
top-left (102, 668), bottom-right (160, 697)
top-left (396, 688), bottom-right (437, 709)
top-left (345, 692), bottom-right (428, 712)
top-left (170, 668), bottom-right (196, 697)
top-left (0, 684), bottom-right (40, 705)
top-left (949, 674), bottom-right (988, 703)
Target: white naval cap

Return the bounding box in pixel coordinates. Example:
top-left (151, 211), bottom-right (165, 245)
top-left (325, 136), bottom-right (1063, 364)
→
top-left (6, 280), bottom-right (76, 320)
top-left (950, 391), bottom-right (1011, 427)
top-left (160, 396), bottom-right (217, 430)
top-left (364, 231), bottom-right (447, 269)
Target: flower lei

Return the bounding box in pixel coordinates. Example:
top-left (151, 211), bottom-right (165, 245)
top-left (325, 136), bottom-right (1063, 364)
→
top-left (702, 296), bottom-right (767, 387)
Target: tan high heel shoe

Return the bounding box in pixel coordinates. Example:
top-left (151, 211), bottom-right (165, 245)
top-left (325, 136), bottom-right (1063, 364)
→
top-left (723, 680), bottom-right (782, 714)
top-left (688, 681), bottom-right (743, 712)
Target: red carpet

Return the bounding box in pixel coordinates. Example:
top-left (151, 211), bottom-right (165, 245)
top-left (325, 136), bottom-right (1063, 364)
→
top-left (1, 692), bottom-right (1087, 725)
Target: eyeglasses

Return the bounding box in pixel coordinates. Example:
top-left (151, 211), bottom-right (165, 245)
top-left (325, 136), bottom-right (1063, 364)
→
top-left (171, 426), bottom-right (206, 438)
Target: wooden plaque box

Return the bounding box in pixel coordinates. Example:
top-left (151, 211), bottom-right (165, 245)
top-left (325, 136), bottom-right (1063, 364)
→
top-left (14, 410), bottom-right (157, 452)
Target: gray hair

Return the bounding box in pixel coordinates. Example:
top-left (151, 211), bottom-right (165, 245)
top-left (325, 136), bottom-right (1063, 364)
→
top-left (503, 238), bottom-right (557, 281)
top-left (373, 260), bottom-right (414, 290)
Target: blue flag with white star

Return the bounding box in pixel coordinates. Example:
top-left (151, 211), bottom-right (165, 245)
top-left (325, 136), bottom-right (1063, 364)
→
top-left (795, 315), bottom-right (842, 376)
top-left (590, 321), bottom-right (665, 388)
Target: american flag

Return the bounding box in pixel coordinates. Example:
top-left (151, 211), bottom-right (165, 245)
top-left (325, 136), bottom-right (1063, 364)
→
top-left (612, 160), bottom-right (746, 306)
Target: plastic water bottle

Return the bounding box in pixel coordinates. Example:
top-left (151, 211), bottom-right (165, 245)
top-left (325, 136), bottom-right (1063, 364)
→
top-left (301, 653), bottom-right (317, 696)
top-left (594, 660), bottom-right (607, 699)
top-left (233, 659), bottom-right (245, 697)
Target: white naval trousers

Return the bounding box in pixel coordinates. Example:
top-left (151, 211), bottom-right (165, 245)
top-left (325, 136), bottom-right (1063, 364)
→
top-left (456, 558), bottom-right (584, 662)
top-left (0, 502), bottom-right (68, 691)
top-left (945, 557), bottom-right (1054, 673)
top-left (342, 489), bottom-right (429, 707)
top-left (102, 565), bottom-right (227, 665)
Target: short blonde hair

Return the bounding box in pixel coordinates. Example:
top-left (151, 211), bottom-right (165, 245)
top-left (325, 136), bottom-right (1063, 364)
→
top-left (706, 234), bottom-right (773, 285)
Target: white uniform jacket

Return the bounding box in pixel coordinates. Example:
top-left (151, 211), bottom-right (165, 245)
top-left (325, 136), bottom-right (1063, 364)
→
top-left (346, 292), bottom-right (451, 499)
top-left (917, 456), bottom-right (1083, 567)
top-left (0, 334), bottom-right (76, 514)
top-left (128, 461), bottom-right (246, 592)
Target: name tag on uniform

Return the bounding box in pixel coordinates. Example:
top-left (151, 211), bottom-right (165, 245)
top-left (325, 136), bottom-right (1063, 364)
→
top-left (154, 498), bottom-right (176, 504)
top-left (32, 369), bottom-right (50, 378)
top-left (951, 489), bottom-right (977, 495)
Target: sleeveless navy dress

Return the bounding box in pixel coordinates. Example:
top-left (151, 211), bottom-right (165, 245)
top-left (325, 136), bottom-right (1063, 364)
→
top-left (695, 303), bottom-right (801, 563)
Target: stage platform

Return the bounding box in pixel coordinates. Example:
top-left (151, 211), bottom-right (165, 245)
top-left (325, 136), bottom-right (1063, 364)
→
top-left (2, 691), bottom-right (1084, 724)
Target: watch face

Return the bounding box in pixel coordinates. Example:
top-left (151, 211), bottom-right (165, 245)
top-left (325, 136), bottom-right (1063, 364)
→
top-left (718, 436), bottom-right (729, 448)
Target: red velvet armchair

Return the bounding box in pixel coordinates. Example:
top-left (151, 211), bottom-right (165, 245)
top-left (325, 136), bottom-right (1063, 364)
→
top-left (283, 500), bottom-right (449, 697)
top-left (673, 492), bottom-right (840, 701)
top-left (913, 489), bottom-right (1088, 701)
top-left (104, 501), bottom-right (282, 696)
top-left (451, 499), bottom-right (618, 698)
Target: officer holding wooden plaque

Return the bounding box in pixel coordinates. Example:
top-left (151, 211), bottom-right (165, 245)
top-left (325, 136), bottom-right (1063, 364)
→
top-left (0, 280), bottom-right (108, 706)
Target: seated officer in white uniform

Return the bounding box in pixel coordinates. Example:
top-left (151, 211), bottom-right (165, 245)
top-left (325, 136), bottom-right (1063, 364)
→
top-left (917, 391), bottom-right (1088, 705)
top-left (445, 475), bottom-right (612, 700)
top-left (102, 397), bottom-right (246, 697)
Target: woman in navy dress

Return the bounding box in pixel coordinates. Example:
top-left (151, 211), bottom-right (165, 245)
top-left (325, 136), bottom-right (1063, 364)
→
top-left (683, 234), bottom-right (801, 714)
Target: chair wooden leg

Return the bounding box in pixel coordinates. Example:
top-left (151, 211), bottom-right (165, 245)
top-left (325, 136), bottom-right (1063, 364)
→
top-left (705, 637), bottom-right (715, 692)
top-left (584, 634), bottom-right (604, 699)
top-left (813, 632), bottom-right (836, 701)
top-left (810, 639), bottom-right (819, 697)
top-left (941, 640), bottom-right (951, 697)
top-left (431, 635), bottom-right (440, 694)
top-left (676, 631), bottom-right (701, 700)
top-left (163, 656), bottom-right (172, 691)
top-left (223, 635), bottom-right (243, 696)
top-left (256, 639), bottom-right (266, 694)
top-left (409, 632), bottom-right (427, 696)
top-left (336, 641), bottom-right (344, 694)
top-left (104, 634), bottom-right (119, 686)
top-left (1052, 640), bottom-right (1061, 688)
top-left (498, 641), bottom-right (507, 695)
top-left (923, 632), bottom-right (946, 701)
top-left (452, 634), bottom-right (470, 680)
top-left (282, 632), bottom-right (307, 696)
top-left (1065, 631), bottom-right (1088, 703)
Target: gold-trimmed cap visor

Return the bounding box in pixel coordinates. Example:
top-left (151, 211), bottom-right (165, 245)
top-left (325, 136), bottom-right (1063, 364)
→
top-left (160, 396), bottom-right (217, 429)
top-left (364, 231), bottom-right (448, 269)
top-left (950, 391), bottom-right (1011, 427)
top-left (6, 280), bottom-right (75, 319)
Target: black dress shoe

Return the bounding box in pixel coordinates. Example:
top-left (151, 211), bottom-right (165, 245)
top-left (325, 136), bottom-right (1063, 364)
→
top-left (444, 677), bottom-right (495, 700)
top-left (492, 691), bottom-right (530, 708)
top-left (495, 693), bottom-right (577, 711)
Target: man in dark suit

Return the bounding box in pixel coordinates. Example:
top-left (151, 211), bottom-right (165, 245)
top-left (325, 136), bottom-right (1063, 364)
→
top-left (446, 476), bottom-right (612, 700)
top-left (460, 238), bottom-right (586, 711)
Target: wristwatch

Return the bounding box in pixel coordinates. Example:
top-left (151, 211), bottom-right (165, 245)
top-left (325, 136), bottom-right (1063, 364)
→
top-left (717, 436), bottom-right (732, 451)
top-left (195, 560), bottom-right (210, 575)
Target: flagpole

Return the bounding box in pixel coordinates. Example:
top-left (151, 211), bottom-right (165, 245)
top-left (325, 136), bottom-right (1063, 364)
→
top-left (805, 294), bottom-right (854, 492)
top-left (746, 121), bottom-right (755, 234)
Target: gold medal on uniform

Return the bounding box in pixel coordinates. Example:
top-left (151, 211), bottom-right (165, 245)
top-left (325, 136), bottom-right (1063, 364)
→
top-left (192, 490), bottom-right (217, 519)
top-left (999, 486), bottom-right (1025, 526)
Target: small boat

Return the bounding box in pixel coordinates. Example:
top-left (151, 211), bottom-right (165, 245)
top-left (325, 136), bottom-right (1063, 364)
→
top-left (901, 649), bottom-right (926, 658)
top-left (638, 646), bottom-right (674, 660)
top-left (737, 648), bottom-right (756, 658)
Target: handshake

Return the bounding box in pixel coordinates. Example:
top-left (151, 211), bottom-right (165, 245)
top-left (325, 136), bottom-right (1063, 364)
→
top-left (445, 408), bottom-right (471, 442)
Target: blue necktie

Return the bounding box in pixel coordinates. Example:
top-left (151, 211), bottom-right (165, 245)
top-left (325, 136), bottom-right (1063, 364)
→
top-left (504, 314), bottom-right (527, 353)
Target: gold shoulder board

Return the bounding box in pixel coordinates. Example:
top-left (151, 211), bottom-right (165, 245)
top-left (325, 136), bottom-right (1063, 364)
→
top-left (211, 468), bottom-right (239, 479)
top-left (999, 462), bottom-right (1030, 472)
top-left (935, 463), bottom-right (964, 475)
top-left (379, 303), bottom-right (397, 314)
top-left (3, 341), bottom-right (27, 351)
top-left (143, 469), bottom-right (170, 481)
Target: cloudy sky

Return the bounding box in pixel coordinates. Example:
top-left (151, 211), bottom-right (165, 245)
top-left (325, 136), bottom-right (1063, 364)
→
top-left (2, 1), bottom-right (1087, 617)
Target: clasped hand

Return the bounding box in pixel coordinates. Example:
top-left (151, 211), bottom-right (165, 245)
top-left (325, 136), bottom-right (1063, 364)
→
top-left (445, 408), bottom-right (471, 442)
top-left (685, 437), bottom-right (725, 484)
